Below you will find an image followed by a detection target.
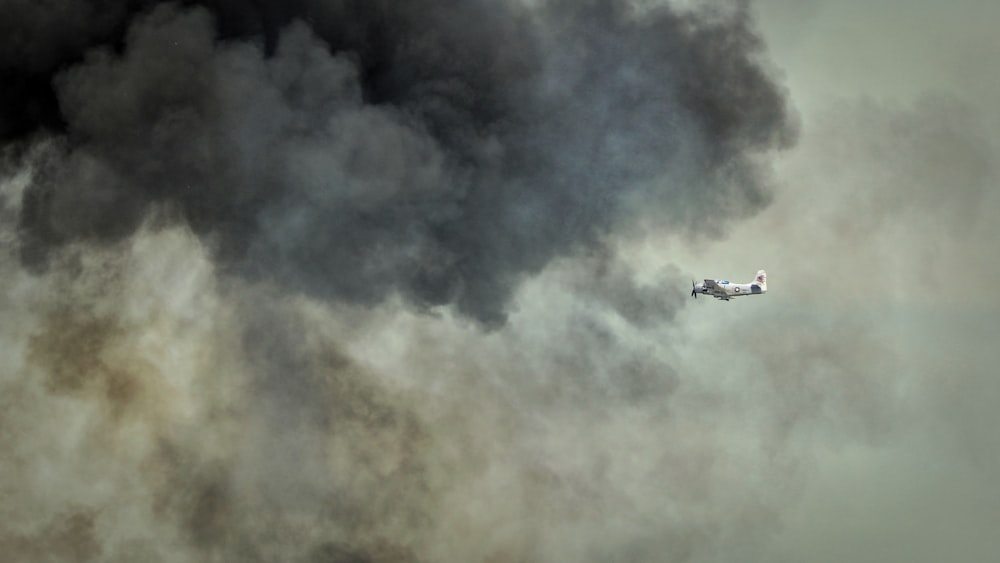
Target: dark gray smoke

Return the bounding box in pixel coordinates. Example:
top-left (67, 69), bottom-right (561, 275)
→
top-left (0, 0), bottom-right (134, 139)
top-left (13, 0), bottom-right (794, 324)
top-left (1, 1), bottom-right (800, 561)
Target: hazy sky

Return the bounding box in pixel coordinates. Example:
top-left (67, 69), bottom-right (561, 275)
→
top-left (674, 1), bottom-right (1000, 560)
top-left (1, 1), bottom-right (998, 562)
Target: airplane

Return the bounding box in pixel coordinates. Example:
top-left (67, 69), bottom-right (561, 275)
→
top-left (691, 270), bottom-right (767, 301)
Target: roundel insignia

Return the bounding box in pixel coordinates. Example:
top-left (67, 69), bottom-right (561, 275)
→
top-left (735, 287), bottom-right (740, 292)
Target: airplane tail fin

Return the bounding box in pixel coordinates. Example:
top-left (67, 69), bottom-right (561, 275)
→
top-left (752, 269), bottom-right (767, 292)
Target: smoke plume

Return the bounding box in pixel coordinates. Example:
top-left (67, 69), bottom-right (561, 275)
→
top-left (13, 0), bottom-right (793, 324)
top-left (1, 1), bottom-right (798, 561)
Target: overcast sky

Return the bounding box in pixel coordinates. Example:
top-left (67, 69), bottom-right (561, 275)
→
top-left (675, 1), bottom-right (1000, 560)
top-left (1, 1), bottom-right (998, 561)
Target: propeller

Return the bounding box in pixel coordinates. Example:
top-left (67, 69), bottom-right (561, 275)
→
top-left (691, 280), bottom-right (697, 299)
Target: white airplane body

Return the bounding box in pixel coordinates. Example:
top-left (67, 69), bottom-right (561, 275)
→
top-left (692, 270), bottom-right (767, 301)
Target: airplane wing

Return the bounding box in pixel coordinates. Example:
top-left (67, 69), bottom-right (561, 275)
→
top-left (703, 279), bottom-right (729, 299)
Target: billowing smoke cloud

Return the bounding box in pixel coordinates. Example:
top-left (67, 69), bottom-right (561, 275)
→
top-left (14, 0), bottom-right (793, 324)
top-left (0, 0), bottom-right (132, 140)
top-left (1, 1), bottom-right (800, 561)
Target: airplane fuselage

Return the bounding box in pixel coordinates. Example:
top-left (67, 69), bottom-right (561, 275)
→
top-left (692, 270), bottom-right (767, 301)
top-left (693, 280), bottom-right (764, 299)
